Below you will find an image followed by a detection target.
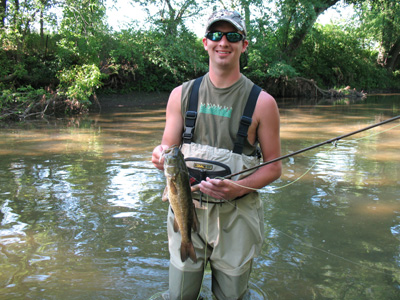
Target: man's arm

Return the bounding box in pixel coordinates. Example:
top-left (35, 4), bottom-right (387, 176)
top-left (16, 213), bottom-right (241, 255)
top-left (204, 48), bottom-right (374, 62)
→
top-left (151, 86), bottom-right (183, 170)
top-left (198, 91), bottom-right (282, 200)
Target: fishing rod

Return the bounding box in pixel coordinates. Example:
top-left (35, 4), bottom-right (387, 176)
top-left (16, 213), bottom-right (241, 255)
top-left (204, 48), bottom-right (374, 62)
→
top-left (225, 115), bottom-right (400, 180)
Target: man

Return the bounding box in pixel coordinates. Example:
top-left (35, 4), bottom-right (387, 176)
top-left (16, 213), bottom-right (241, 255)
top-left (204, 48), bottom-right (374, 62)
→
top-left (152, 9), bottom-right (281, 300)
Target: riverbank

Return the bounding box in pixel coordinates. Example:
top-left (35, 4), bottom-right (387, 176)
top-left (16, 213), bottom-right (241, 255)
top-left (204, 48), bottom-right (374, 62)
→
top-left (93, 91), bottom-right (170, 111)
top-left (1, 87), bottom-right (396, 123)
top-left (93, 80), bottom-right (371, 111)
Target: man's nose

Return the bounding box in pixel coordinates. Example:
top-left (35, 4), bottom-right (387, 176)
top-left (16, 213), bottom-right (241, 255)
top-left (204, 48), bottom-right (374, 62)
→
top-left (218, 35), bottom-right (229, 45)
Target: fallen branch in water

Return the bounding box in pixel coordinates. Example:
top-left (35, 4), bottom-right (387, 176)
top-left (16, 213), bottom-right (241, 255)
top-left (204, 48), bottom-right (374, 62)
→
top-left (262, 76), bottom-right (367, 99)
top-left (0, 88), bottom-right (94, 122)
top-left (292, 77), bottom-right (367, 99)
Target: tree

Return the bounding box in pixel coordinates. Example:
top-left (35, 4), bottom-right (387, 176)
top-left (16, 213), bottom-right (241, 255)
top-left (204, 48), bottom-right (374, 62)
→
top-left (350, 0), bottom-right (400, 72)
top-left (131, 0), bottom-right (201, 36)
top-left (37, 0), bottom-right (58, 48)
top-left (270, 0), bottom-right (341, 60)
top-left (214, 0), bottom-right (265, 37)
top-left (56, 0), bottom-right (109, 106)
top-left (245, 0), bottom-right (343, 82)
top-left (0, 0), bottom-right (6, 27)
top-left (58, 0), bottom-right (109, 66)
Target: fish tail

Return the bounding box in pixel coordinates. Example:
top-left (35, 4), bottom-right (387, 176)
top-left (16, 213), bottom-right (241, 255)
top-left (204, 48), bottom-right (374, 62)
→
top-left (181, 241), bottom-right (197, 263)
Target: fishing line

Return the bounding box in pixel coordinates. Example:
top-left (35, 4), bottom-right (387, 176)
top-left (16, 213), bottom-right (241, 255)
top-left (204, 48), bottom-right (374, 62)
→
top-left (147, 291), bottom-right (164, 300)
top-left (181, 268), bottom-right (185, 300)
top-left (276, 229), bottom-right (392, 275)
top-left (219, 145), bottom-right (336, 192)
top-left (228, 121), bottom-right (400, 192)
top-left (196, 198), bottom-right (210, 300)
top-left (205, 122), bottom-right (400, 275)
top-left (225, 115), bottom-right (400, 180)
top-left (150, 120), bottom-right (400, 299)
top-left (213, 192), bottom-right (394, 275)
top-left (271, 145), bottom-right (336, 190)
top-left (345, 122), bottom-right (400, 142)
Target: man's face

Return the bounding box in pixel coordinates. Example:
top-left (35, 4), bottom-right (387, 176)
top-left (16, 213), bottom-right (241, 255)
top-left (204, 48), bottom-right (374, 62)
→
top-left (202, 21), bottom-right (248, 69)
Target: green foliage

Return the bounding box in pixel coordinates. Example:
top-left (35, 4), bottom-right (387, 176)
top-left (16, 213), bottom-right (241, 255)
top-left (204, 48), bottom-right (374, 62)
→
top-left (13, 63), bottom-right (29, 79)
top-left (293, 23), bottom-right (395, 89)
top-left (347, 0), bottom-right (400, 72)
top-left (0, 85), bottom-right (48, 119)
top-left (1, 31), bottom-right (61, 89)
top-left (1, 85), bottom-right (42, 106)
top-left (1, 0), bottom-right (400, 121)
top-left (57, 64), bottom-right (104, 107)
top-left (57, 0), bottom-right (108, 67)
top-left (245, 47), bottom-right (298, 82)
top-left (266, 61), bottom-right (298, 78)
top-left (105, 27), bottom-right (208, 92)
top-left (144, 29), bottom-right (208, 89)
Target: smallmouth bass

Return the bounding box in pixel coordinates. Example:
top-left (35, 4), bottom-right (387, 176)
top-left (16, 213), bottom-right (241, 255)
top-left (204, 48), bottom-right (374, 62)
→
top-left (162, 145), bottom-right (198, 263)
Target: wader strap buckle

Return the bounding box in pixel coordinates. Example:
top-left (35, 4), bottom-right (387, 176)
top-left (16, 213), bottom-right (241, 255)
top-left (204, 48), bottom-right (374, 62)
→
top-left (183, 111), bottom-right (197, 143)
top-left (233, 116), bottom-right (252, 155)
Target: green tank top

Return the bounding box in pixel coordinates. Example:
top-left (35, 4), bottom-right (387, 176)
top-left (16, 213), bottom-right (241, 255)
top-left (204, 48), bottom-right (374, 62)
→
top-left (181, 73), bottom-right (258, 156)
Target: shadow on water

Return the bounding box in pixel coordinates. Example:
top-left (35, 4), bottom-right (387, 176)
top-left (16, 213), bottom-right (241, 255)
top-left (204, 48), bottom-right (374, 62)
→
top-left (0, 95), bottom-right (399, 299)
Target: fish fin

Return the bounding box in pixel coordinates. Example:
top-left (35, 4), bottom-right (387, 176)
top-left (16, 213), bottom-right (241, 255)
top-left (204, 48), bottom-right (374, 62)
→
top-left (173, 217), bottom-right (179, 233)
top-left (162, 186), bottom-right (168, 202)
top-left (192, 207), bottom-right (199, 233)
top-left (181, 242), bottom-right (197, 263)
top-left (169, 181), bottom-right (177, 194)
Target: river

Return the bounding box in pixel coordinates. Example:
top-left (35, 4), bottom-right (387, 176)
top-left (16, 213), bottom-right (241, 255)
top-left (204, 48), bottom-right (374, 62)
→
top-left (0, 94), bottom-right (399, 299)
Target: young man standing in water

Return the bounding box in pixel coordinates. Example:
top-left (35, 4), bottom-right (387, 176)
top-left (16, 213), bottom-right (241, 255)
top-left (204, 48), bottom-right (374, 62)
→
top-left (152, 9), bottom-right (281, 300)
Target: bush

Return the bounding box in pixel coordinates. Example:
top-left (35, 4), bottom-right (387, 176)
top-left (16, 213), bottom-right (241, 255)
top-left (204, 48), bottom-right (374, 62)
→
top-left (104, 28), bottom-right (208, 92)
top-left (57, 64), bottom-right (104, 109)
top-left (293, 24), bottom-right (394, 90)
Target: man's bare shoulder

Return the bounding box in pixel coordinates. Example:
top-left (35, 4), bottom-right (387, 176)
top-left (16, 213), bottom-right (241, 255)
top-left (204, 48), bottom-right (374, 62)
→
top-left (166, 85), bottom-right (183, 111)
top-left (169, 85), bottom-right (182, 101)
top-left (255, 90), bottom-right (279, 114)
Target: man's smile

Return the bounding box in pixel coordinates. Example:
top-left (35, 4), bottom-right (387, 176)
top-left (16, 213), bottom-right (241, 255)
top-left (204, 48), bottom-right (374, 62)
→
top-left (216, 50), bottom-right (231, 54)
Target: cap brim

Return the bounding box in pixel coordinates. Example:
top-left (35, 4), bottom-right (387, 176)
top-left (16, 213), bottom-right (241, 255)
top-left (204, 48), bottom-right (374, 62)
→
top-left (206, 18), bottom-right (245, 34)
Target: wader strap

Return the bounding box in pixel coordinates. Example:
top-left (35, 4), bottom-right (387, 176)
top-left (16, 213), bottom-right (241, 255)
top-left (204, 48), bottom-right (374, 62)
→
top-left (183, 76), bottom-right (203, 144)
top-left (184, 77), bottom-right (262, 153)
top-left (232, 84), bottom-right (262, 154)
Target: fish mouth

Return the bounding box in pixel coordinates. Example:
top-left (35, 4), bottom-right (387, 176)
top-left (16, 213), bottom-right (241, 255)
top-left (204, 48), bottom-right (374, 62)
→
top-left (162, 145), bottom-right (181, 166)
top-left (162, 145), bottom-right (179, 156)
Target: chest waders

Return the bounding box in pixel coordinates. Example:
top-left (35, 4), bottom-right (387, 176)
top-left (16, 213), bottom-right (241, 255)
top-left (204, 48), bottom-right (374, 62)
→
top-left (182, 76), bottom-right (262, 186)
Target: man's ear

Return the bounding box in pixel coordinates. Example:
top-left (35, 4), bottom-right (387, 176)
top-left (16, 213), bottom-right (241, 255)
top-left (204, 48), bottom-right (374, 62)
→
top-left (242, 39), bottom-right (249, 53)
top-left (202, 37), bottom-right (208, 50)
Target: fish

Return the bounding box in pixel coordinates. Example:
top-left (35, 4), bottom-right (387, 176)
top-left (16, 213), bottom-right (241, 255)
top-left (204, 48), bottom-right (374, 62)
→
top-left (162, 145), bottom-right (198, 263)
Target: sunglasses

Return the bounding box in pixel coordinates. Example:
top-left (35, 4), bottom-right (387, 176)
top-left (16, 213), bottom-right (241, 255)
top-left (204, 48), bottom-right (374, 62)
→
top-left (205, 31), bottom-right (245, 43)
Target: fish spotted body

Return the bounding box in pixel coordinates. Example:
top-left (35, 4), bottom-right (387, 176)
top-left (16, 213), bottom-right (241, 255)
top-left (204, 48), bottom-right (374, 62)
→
top-left (163, 146), bottom-right (198, 263)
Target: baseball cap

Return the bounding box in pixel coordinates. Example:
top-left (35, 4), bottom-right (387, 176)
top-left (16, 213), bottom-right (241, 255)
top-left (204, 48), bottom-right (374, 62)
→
top-left (205, 10), bottom-right (247, 36)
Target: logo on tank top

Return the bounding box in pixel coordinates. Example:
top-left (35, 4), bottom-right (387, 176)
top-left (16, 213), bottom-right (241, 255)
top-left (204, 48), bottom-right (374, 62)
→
top-left (199, 103), bottom-right (232, 118)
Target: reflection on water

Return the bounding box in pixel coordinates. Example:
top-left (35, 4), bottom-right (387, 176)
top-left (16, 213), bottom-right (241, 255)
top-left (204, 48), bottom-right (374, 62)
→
top-left (0, 95), bottom-right (399, 299)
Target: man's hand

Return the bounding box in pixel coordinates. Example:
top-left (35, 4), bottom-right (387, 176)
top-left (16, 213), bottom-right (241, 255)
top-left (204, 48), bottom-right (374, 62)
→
top-left (198, 177), bottom-right (248, 201)
top-left (151, 144), bottom-right (170, 170)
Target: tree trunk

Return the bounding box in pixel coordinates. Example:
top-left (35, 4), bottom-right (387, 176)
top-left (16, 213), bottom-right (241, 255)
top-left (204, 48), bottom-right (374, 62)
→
top-left (12, 0), bottom-right (18, 25)
top-left (40, 8), bottom-right (44, 48)
top-left (241, 0), bottom-right (251, 35)
top-left (385, 37), bottom-right (400, 71)
top-left (284, 0), bottom-right (340, 58)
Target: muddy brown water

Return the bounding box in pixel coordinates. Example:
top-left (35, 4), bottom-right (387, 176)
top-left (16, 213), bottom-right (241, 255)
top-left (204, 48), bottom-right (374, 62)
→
top-left (0, 94), bottom-right (399, 299)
